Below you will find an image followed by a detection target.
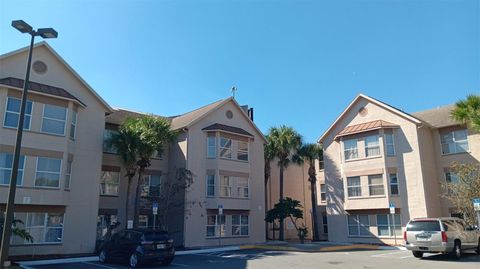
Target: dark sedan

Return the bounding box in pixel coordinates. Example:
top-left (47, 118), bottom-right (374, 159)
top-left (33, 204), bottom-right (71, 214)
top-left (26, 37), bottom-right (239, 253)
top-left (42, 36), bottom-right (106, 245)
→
top-left (98, 229), bottom-right (175, 268)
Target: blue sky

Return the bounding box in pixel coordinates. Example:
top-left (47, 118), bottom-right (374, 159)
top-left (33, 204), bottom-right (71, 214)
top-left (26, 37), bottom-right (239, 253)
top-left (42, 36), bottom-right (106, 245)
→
top-left (1, 0), bottom-right (479, 142)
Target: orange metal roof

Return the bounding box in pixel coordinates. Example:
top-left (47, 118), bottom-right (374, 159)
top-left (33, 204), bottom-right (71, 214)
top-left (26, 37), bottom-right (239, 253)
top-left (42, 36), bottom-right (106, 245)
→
top-left (336, 120), bottom-right (399, 139)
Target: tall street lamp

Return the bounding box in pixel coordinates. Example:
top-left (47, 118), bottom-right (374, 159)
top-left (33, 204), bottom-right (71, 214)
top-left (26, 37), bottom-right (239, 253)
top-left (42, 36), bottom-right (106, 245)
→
top-left (0, 20), bottom-right (57, 268)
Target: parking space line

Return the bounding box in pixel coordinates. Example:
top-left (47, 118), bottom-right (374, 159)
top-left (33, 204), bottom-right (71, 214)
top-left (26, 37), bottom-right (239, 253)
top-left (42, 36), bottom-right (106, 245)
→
top-left (172, 263), bottom-right (189, 267)
top-left (371, 251), bottom-right (407, 257)
top-left (400, 255), bottom-right (413, 259)
top-left (83, 262), bottom-right (120, 269)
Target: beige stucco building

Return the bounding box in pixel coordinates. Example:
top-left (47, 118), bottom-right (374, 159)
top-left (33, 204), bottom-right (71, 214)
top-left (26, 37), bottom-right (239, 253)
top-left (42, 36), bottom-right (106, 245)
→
top-left (318, 93), bottom-right (479, 245)
top-left (1, 42), bottom-right (266, 257)
top-left (0, 42), bottom-right (112, 256)
top-left (99, 99), bottom-right (266, 248)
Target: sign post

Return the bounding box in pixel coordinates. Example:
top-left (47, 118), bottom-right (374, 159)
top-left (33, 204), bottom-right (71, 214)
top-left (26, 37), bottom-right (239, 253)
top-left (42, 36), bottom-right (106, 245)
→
top-left (218, 204), bottom-right (223, 247)
top-left (152, 201), bottom-right (158, 230)
top-left (473, 198), bottom-right (480, 228)
top-left (389, 202), bottom-right (397, 246)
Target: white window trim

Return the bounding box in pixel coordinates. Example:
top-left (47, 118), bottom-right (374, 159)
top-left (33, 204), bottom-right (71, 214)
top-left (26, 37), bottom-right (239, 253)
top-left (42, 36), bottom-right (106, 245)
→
top-left (206, 174), bottom-right (215, 197)
top-left (206, 215), bottom-right (226, 238)
top-left (347, 214), bottom-right (371, 237)
top-left (232, 215), bottom-right (249, 236)
top-left (100, 170), bottom-right (120, 196)
top-left (376, 214), bottom-right (402, 238)
top-left (64, 161), bottom-right (72, 190)
top-left (219, 136), bottom-right (233, 159)
top-left (35, 157), bottom-right (62, 189)
top-left (347, 176), bottom-right (362, 198)
top-left (384, 132), bottom-right (396, 156)
top-left (0, 154), bottom-right (26, 186)
top-left (18, 212), bottom-right (65, 245)
top-left (103, 129), bottom-right (119, 154)
top-left (236, 177), bottom-right (249, 198)
top-left (4, 97), bottom-right (33, 130)
top-left (142, 174), bottom-right (162, 197)
top-left (70, 110), bottom-right (77, 140)
top-left (41, 104), bottom-right (67, 136)
top-left (368, 175), bottom-right (385, 196)
top-left (320, 184), bottom-right (326, 202)
top-left (207, 135), bottom-right (217, 159)
top-left (389, 173), bottom-right (399, 195)
top-left (220, 176), bottom-right (232, 197)
top-left (343, 139), bottom-right (359, 161)
top-left (236, 140), bottom-right (249, 162)
top-left (364, 135), bottom-right (381, 157)
top-left (440, 129), bottom-right (469, 155)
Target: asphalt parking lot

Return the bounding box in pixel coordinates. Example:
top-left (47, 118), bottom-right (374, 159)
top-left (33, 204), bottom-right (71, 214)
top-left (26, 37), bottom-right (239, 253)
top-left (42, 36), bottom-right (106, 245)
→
top-left (20, 248), bottom-right (480, 269)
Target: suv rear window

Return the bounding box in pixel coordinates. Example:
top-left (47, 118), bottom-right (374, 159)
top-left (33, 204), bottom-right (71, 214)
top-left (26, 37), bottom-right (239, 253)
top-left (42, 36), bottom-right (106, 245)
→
top-left (406, 220), bottom-right (441, 231)
top-left (143, 231), bottom-right (168, 241)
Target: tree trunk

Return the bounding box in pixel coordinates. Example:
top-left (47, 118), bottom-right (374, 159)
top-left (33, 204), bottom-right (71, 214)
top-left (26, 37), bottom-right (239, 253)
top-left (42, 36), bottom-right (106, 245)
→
top-left (279, 165), bottom-right (284, 241)
top-left (308, 162), bottom-right (320, 241)
top-left (125, 176), bottom-right (132, 228)
top-left (133, 169), bottom-right (145, 228)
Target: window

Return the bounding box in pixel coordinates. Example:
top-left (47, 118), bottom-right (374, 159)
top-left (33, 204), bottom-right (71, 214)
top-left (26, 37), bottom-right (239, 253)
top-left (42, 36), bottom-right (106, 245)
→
top-left (138, 215), bottom-right (149, 228)
top-left (322, 214), bottom-right (328, 234)
top-left (389, 173), bottom-right (399, 195)
top-left (440, 129), bottom-right (469, 155)
top-left (320, 184), bottom-right (326, 202)
top-left (103, 129), bottom-right (118, 154)
top-left (232, 215), bottom-right (249, 236)
top-left (236, 177), bottom-right (249, 198)
top-left (4, 97), bottom-right (32, 130)
top-left (343, 139), bottom-right (358, 160)
top-left (207, 135), bottom-right (216, 158)
top-left (142, 175), bottom-right (161, 197)
top-left (384, 131), bottom-right (395, 156)
top-left (365, 135), bottom-right (380, 157)
top-left (368, 174), bottom-right (384, 196)
top-left (237, 141), bottom-right (249, 161)
top-left (347, 176), bottom-right (361, 197)
top-left (0, 153), bottom-right (25, 186)
top-left (377, 214), bottom-right (401, 237)
top-left (206, 215), bottom-right (226, 237)
top-left (445, 171), bottom-right (459, 184)
top-left (35, 157), bottom-right (62, 188)
top-left (96, 214), bottom-right (118, 240)
top-left (205, 174), bottom-right (215, 197)
top-left (347, 215), bottom-right (370, 236)
top-left (219, 137), bottom-right (232, 159)
top-left (64, 161), bottom-right (72, 190)
top-left (41, 104), bottom-right (67, 135)
top-left (220, 176), bottom-right (232, 197)
top-left (100, 171), bottom-right (120, 196)
top-left (24, 213), bottom-right (64, 244)
top-left (70, 110), bottom-right (77, 140)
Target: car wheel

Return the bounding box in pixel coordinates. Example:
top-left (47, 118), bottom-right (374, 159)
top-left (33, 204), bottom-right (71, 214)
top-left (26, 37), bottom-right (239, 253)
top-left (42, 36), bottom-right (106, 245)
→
top-left (162, 256), bottom-right (174, 265)
top-left (451, 241), bottom-right (461, 260)
top-left (412, 251), bottom-right (423, 258)
top-left (99, 249), bottom-right (108, 263)
top-left (129, 252), bottom-right (139, 268)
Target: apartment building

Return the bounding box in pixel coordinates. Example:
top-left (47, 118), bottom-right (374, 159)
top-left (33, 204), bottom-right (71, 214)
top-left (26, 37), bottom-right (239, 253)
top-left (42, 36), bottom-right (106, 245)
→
top-left (99, 98), bottom-right (266, 248)
top-left (318, 93), bottom-right (478, 245)
top-left (0, 42), bottom-right (112, 256)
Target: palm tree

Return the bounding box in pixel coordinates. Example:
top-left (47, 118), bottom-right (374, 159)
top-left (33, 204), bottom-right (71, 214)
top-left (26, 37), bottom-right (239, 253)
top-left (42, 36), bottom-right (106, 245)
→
top-left (108, 127), bottom-right (139, 228)
top-left (296, 143), bottom-right (323, 241)
top-left (123, 116), bottom-right (176, 228)
top-left (264, 134), bottom-right (277, 239)
top-left (451, 94), bottom-right (480, 132)
top-left (267, 126), bottom-right (302, 241)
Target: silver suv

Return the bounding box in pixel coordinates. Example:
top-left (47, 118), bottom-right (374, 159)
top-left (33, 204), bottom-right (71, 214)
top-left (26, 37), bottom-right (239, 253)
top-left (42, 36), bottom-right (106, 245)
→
top-left (404, 217), bottom-right (480, 259)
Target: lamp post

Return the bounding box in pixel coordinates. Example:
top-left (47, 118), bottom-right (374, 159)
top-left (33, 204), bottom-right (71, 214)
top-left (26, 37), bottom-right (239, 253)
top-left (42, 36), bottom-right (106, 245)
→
top-left (0, 20), bottom-right (57, 268)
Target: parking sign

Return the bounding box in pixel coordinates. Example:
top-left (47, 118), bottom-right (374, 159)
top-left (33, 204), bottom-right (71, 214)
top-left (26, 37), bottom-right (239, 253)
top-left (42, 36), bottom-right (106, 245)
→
top-left (389, 202), bottom-right (395, 214)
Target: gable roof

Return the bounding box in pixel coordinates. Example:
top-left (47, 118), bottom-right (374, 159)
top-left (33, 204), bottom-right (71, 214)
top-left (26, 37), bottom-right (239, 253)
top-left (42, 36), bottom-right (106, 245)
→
top-left (0, 77), bottom-right (86, 107)
top-left (0, 41), bottom-right (113, 112)
top-left (412, 104), bottom-right (457, 128)
top-left (318, 93), bottom-right (423, 143)
top-left (336, 120), bottom-right (399, 139)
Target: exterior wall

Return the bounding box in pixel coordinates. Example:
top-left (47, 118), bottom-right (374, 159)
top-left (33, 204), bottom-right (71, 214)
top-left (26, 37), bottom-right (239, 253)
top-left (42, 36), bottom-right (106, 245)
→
top-left (183, 101), bottom-right (265, 247)
top-left (322, 98), bottom-right (429, 244)
top-left (0, 46), bottom-right (108, 256)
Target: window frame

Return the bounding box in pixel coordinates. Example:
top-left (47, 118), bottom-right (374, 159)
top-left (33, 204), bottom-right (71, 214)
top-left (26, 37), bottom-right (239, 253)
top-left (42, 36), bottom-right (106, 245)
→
top-left (206, 215), bottom-right (226, 238)
top-left (100, 170), bottom-right (120, 196)
top-left (236, 141), bottom-right (249, 162)
top-left (368, 174), bottom-right (385, 196)
top-left (35, 157), bottom-right (62, 188)
top-left (376, 214), bottom-right (401, 237)
top-left (207, 135), bottom-right (217, 158)
top-left (219, 136), bottom-right (232, 159)
top-left (64, 160), bottom-right (72, 190)
top-left (41, 104), bottom-right (68, 136)
top-left (384, 131), bottom-right (395, 156)
top-left (343, 139), bottom-right (358, 161)
top-left (220, 176), bottom-right (232, 197)
top-left (320, 184), bottom-right (326, 202)
top-left (206, 174), bottom-right (215, 197)
top-left (445, 171), bottom-right (459, 184)
top-left (141, 174), bottom-right (162, 197)
top-left (389, 173), bottom-right (399, 195)
top-left (232, 215), bottom-right (249, 236)
top-left (4, 96), bottom-right (33, 130)
top-left (236, 177), bottom-right (249, 198)
top-left (103, 129), bottom-right (119, 154)
top-left (440, 129), bottom-right (469, 155)
top-left (322, 214), bottom-right (328, 234)
top-left (347, 176), bottom-right (362, 197)
top-left (364, 135), bottom-right (381, 157)
top-left (0, 153), bottom-right (26, 186)
top-left (70, 110), bottom-right (77, 140)
top-left (20, 212), bottom-right (65, 244)
top-left (347, 214), bottom-right (370, 237)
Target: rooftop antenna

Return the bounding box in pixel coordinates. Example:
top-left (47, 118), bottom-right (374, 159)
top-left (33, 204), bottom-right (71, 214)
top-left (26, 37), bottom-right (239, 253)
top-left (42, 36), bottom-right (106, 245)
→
top-left (231, 86), bottom-right (237, 99)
